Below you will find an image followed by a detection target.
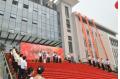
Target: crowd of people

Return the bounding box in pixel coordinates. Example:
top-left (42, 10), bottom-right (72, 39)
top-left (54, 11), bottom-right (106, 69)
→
top-left (37, 51), bottom-right (62, 63)
top-left (8, 47), bottom-right (113, 79)
top-left (9, 47), bottom-right (45, 79)
top-left (87, 55), bottom-right (112, 72)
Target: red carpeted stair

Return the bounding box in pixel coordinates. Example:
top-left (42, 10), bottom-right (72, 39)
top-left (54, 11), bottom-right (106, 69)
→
top-left (28, 62), bottom-right (117, 79)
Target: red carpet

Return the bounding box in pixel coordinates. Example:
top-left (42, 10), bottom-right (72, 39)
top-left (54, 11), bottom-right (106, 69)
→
top-left (28, 62), bottom-right (117, 79)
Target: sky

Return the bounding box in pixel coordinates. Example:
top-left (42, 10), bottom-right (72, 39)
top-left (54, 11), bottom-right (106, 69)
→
top-left (72, 0), bottom-right (118, 33)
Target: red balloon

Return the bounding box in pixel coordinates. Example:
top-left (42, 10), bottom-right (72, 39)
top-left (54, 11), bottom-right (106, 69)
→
top-left (115, 1), bottom-right (118, 9)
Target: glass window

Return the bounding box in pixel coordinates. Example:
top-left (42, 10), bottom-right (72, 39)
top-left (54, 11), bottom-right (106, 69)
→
top-left (65, 6), bottom-right (69, 18)
top-left (21, 21), bottom-right (27, 33)
top-left (9, 18), bottom-right (16, 30)
top-left (12, 0), bottom-right (18, 5)
top-left (0, 11), bottom-right (4, 16)
top-left (66, 19), bottom-right (70, 28)
top-left (15, 22), bottom-right (21, 33)
top-left (68, 36), bottom-right (72, 41)
top-left (0, 15), bottom-right (3, 28)
top-left (23, 4), bottom-right (29, 9)
top-left (67, 29), bottom-right (71, 33)
top-left (68, 41), bottom-right (73, 53)
top-left (2, 0), bottom-right (6, 1)
top-left (0, 1), bottom-right (6, 11)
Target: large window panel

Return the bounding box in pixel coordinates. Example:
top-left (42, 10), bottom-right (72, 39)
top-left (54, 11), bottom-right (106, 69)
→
top-left (9, 18), bottom-right (16, 31)
top-left (24, 0), bottom-right (28, 4)
top-left (38, 27), bottom-right (42, 37)
top-left (33, 2), bottom-right (38, 11)
top-left (46, 31), bottom-right (50, 40)
top-left (32, 24), bottom-right (37, 35)
top-left (23, 8), bottom-right (28, 18)
top-left (0, 15), bottom-right (3, 30)
top-left (38, 20), bottom-right (41, 28)
top-left (28, 13), bottom-right (32, 20)
top-left (51, 31), bottom-right (55, 40)
top-left (2, 12), bottom-right (10, 31)
top-left (19, 0), bottom-right (23, 3)
top-left (11, 5), bottom-right (17, 14)
top-left (0, 1), bottom-right (5, 11)
top-left (33, 10), bottom-right (38, 20)
top-left (55, 33), bottom-right (59, 40)
top-left (17, 9), bottom-right (22, 17)
top-left (29, 3), bottom-right (33, 13)
top-left (68, 41), bottom-right (73, 53)
top-left (41, 29), bottom-right (47, 39)
top-left (5, 3), bottom-right (12, 13)
top-left (21, 21), bottom-right (27, 33)
top-left (15, 22), bottom-right (21, 33)
top-left (65, 6), bottom-right (69, 18)
top-left (27, 23), bottom-right (32, 35)
top-left (18, 2), bottom-right (23, 9)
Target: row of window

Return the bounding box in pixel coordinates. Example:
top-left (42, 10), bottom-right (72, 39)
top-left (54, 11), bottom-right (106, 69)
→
top-left (64, 5), bottom-right (73, 53)
top-left (0, 12), bottom-right (58, 30)
top-left (109, 37), bottom-right (118, 47)
top-left (112, 48), bottom-right (118, 65)
top-left (68, 36), bottom-right (73, 53)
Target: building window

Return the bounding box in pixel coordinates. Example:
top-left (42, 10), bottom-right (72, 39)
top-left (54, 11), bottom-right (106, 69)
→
top-left (23, 4), bottom-right (29, 9)
top-left (66, 19), bottom-right (70, 28)
top-left (12, 0), bottom-right (18, 5)
top-left (67, 29), bottom-right (71, 33)
top-left (0, 10), bottom-right (4, 16)
top-left (68, 36), bottom-right (72, 41)
top-left (65, 6), bottom-right (69, 18)
top-left (87, 30), bottom-right (89, 35)
top-left (68, 41), bottom-right (73, 53)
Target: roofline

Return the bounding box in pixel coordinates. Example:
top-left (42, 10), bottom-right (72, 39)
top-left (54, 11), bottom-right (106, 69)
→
top-left (73, 12), bottom-right (118, 36)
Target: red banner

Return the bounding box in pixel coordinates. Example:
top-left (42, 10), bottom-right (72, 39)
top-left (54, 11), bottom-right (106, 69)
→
top-left (20, 42), bottom-right (64, 61)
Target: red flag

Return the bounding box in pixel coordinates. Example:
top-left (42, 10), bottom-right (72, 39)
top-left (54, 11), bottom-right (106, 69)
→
top-left (115, 1), bottom-right (118, 9)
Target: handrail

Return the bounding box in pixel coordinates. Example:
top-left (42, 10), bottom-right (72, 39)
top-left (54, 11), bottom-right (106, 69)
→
top-left (1, 51), bottom-right (13, 79)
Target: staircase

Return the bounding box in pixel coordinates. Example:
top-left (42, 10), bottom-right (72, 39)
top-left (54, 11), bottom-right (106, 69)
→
top-left (28, 62), bottom-right (117, 79)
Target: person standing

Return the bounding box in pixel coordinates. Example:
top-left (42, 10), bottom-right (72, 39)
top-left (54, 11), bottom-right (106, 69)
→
top-left (97, 57), bottom-right (101, 68)
top-left (43, 52), bottom-right (47, 63)
top-left (92, 57), bottom-right (96, 67)
top-left (53, 53), bottom-right (56, 63)
top-left (34, 66), bottom-right (45, 79)
top-left (101, 58), bottom-right (105, 70)
top-left (38, 52), bottom-right (42, 62)
top-left (58, 55), bottom-right (62, 63)
top-left (106, 59), bottom-right (111, 72)
top-left (18, 54), bottom-right (23, 79)
top-left (21, 56), bottom-right (27, 79)
top-left (88, 55), bottom-right (92, 65)
top-left (26, 67), bottom-right (34, 79)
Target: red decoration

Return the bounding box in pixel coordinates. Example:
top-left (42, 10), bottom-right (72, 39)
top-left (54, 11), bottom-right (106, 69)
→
top-left (20, 42), bottom-right (64, 61)
top-left (115, 1), bottom-right (118, 9)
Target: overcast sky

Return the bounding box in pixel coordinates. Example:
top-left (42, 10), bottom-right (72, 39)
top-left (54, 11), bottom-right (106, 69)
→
top-left (72, 0), bottom-right (118, 33)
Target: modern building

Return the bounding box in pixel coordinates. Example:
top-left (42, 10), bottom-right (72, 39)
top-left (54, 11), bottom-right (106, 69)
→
top-left (0, 0), bottom-right (118, 70)
top-left (0, 0), bottom-right (61, 51)
top-left (0, 0), bottom-right (79, 57)
top-left (56, 0), bottom-right (79, 61)
top-left (72, 12), bottom-right (118, 69)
